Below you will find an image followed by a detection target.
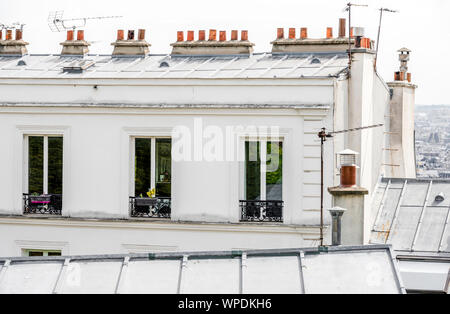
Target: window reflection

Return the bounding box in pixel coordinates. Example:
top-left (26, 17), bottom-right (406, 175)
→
top-left (135, 138), bottom-right (151, 197)
top-left (156, 139), bottom-right (171, 197)
top-left (244, 140), bottom-right (282, 201)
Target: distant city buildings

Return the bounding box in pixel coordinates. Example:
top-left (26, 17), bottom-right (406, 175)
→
top-left (415, 105), bottom-right (450, 178)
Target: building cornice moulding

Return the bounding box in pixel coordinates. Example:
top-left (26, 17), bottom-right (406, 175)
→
top-left (0, 216), bottom-right (324, 236)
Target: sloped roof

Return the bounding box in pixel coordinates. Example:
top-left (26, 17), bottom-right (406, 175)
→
top-left (0, 245), bottom-right (404, 294)
top-left (371, 178), bottom-right (450, 253)
top-left (0, 52), bottom-right (348, 79)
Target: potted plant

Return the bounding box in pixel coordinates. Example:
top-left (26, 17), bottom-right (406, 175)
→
top-left (29, 193), bottom-right (51, 204)
top-left (135, 188), bottom-right (157, 207)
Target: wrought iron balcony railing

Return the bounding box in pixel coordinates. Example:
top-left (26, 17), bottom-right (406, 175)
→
top-left (129, 197), bottom-right (171, 218)
top-left (23, 194), bottom-right (62, 215)
top-left (239, 200), bottom-right (283, 222)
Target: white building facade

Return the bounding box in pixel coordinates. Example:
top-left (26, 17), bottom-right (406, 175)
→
top-left (0, 25), bottom-right (395, 257)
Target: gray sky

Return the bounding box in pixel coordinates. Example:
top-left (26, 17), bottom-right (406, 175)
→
top-left (2, 0), bottom-right (448, 105)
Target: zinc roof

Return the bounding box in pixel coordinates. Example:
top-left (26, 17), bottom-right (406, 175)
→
top-left (371, 178), bottom-right (450, 253)
top-left (0, 245), bottom-right (404, 294)
top-left (0, 52), bottom-right (348, 79)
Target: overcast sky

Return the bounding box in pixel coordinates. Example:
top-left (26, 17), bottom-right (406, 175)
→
top-left (1, 0), bottom-right (448, 105)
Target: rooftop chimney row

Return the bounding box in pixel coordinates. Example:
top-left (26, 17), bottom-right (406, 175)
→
top-left (60, 30), bottom-right (90, 56)
top-left (271, 20), bottom-right (375, 54)
top-left (0, 29), bottom-right (29, 56)
top-left (0, 29), bottom-right (25, 41)
top-left (175, 30), bottom-right (250, 42)
top-left (111, 29), bottom-right (150, 56)
top-left (171, 30), bottom-right (254, 55)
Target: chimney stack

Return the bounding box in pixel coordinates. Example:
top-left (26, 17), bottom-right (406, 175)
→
top-left (339, 18), bottom-right (346, 37)
top-left (337, 149), bottom-right (358, 187)
top-left (209, 29), bottom-right (217, 41)
top-left (386, 48), bottom-right (417, 179)
top-left (353, 27), bottom-right (364, 48)
top-left (111, 28), bottom-right (150, 56)
top-left (300, 27), bottom-right (307, 39)
top-left (271, 19), bottom-right (357, 53)
top-left (199, 30), bottom-right (206, 41)
top-left (289, 28), bottom-right (296, 39)
top-left (0, 28), bottom-right (29, 56)
top-left (328, 150), bottom-right (369, 245)
top-left (328, 207), bottom-right (347, 246)
top-left (171, 29), bottom-right (254, 55)
top-left (277, 28), bottom-right (284, 39)
top-left (15, 29), bottom-right (23, 41)
top-left (393, 48), bottom-right (411, 82)
top-left (231, 30), bottom-right (238, 41)
top-left (60, 29), bottom-right (90, 56)
top-left (187, 30), bottom-right (194, 41)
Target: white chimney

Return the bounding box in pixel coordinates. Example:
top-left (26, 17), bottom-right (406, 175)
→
top-left (328, 150), bottom-right (369, 246)
top-left (385, 48), bottom-right (417, 178)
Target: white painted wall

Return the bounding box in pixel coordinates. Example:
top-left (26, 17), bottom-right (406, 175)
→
top-left (0, 106), bottom-right (333, 223)
top-left (0, 217), bottom-right (323, 257)
top-left (0, 78), bottom-right (333, 106)
top-left (344, 51), bottom-right (390, 244)
top-left (385, 82), bottom-right (417, 179)
top-left (0, 59), bottom-right (395, 256)
top-left (0, 76), bottom-right (341, 256)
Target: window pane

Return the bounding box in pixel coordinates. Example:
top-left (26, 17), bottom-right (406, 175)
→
top-left (47, 251), bottom-right (62, 256)
top-left (28, 251), bottom-right (44, 257)
top-left (135, 138), bottom-right (151, 197)
top-left (266, 142), bottom-right (282, 200)
top-left (245, 141), bottom-right (260, 200)
top-left (156, 139), bottom-right (171, 197)
top-left (48, 137), bottom-right (63, 195)
top-left (28, 136), bottom-right (43, 195)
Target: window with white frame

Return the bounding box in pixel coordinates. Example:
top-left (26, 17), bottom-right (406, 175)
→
top-left (244, 140), bottom-right (283, 201)
top-left (132, 137), bottom-right (171, 197)
top-left (25, 135), bottom-right (63, 195)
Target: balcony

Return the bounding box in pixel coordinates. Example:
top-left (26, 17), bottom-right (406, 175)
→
top-left (129, 197), bottom-right (171, 218)
top-left (23, 194), bottom-right (62, 215)
top-left (239, 200), bottom-right (283, 223)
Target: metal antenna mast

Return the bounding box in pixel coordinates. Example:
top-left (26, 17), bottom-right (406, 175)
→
top-left (374, 8), bottom-right (399, 70)
top-left (344, 2), bottom-right (368, 72)
top-left (47, 11), bottom-right (122, 32)
top-left (317, 123), bottom-right (383, 247)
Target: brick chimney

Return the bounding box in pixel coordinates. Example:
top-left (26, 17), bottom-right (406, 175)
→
top-left (111, 29), bottom-right (150, 56)
top-left (0, 29), bottom-right (29, 56)
top-left (60, 30), bottom-right (90, 56)
top-left (385, 48), bottom-right (417, 178)
top-left (171, 30), bottom-right (254, 55)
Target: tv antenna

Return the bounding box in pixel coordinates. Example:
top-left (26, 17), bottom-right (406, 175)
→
top-left (317, 123), bottom-right (383, 247)
top-left (344, 2), bottom-right (368, 72)
top-left (47, 11), bottom-right (122, 32)
top-left (374, 8), bottom-right (399, 70)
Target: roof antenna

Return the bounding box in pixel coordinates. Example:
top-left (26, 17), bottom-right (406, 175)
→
top-left (374, 8), bottom-right (399, 70)
top-left (317, 123), bottom-right (383, 247)
top-left (47, 11), bottom-right (122, 32)
top-left (344, 2), bottom-right (368, 73)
